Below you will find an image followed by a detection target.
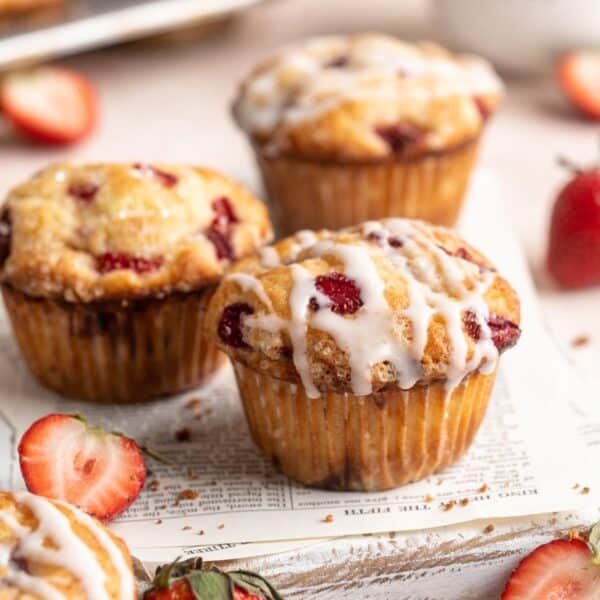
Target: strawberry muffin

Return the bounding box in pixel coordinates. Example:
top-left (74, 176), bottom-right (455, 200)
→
top-left (233, 33), bottom-right (502, 232)
top-left (207, 219), bottom-right (520, 490)
top-left (0, 490), bottom-right (136, 599)
top-left (0, 163), bottom-right (272, 404)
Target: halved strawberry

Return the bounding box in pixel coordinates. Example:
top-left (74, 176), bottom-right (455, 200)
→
top-left (144, 558), bottom-right (281, 600)
top-left (501, 535), bottom-right (600, 599)
top-left (1, 66), bottom-right (98, 144)
top-left (18, 414), bottom-right (146, 522)
top-left (557, 50), bottom-right (600, 120)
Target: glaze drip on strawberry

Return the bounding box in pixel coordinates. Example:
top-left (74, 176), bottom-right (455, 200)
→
top-left (0, 209), bottom-right (12, 267)
top-left (218, 303), bottom-right (254, 348)
top-left (375, 123), bottom-right (425, 153)
top-left (98, 252), bottom-right (163, 274)
top-left (206, 196), bottom-right (239, 261)
top-left (462, 310), bottom-right (482, 341)
top-left (68, 182), bottom-right (99, 203)
top-left (439, 244), bottom-right (493, 272)
top-left (133, 163), bottom-right (178, 188)
top-left (309, 272), bottom-right (363, 315)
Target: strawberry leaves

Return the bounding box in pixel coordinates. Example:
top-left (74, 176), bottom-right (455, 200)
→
top-left (146, 558), bottom-right (282, 600)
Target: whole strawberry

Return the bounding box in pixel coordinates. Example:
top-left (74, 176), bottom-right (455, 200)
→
top-left (547, 158), bottom-right (600, 288)
top-left (144, 558), bottom-right (282, 600)
top-left (501, 522), bottom-right (600, 599)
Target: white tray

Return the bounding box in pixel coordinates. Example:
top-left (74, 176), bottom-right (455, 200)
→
top-left (0, 0), bottom-right (267, 70)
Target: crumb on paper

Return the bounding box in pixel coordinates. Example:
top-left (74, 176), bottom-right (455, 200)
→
top-left (423, 494), bottom-right (435, 503)
top-left (155, 519), bottom-right (162, 525)
top-left (182, 526), bottom-right (192, 531)
top-left (178, 488), bottom-right (199, 501)
top-left (197, 530), bottom-right (205, 536)
top-left (459, 498), bottom-right (469, 507)
top-left (503, 480), bottom-right (510, 488)
top-left (388, 531), bottom-right (397, 539)
top-left (186, 397), bottom-right (202, 409)
top-left (581, 486), bottom-right (591, 495)
top-left (217, 524), bottom-right (225, 530)
top-left (436, 479), bottom-right (444, 486)
top-left (323, 514), bottom-right (334, 523)
top-left (568, 528), bottom-right (585, 541)
top-left (148, 479), bottom-right (160, 492)
top-left (187, 470), bottom-right (200, 481)
top-left (483, 524), bottom-right (494, 534)
top-left (175, 428), bottom-right (192, 442)
top-left (159, 504), bottom-right (167, 510)
top-left (571, 334), bottom-right (590, 348)
top-left (441, 500), bottom-right (455, 512)
top-left (479, 483), bottom-right (488, 493)
top-left (573, 483), bottom-right (580, 490)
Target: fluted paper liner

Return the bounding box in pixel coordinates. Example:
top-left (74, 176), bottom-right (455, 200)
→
top-left (233, 361), bottom-right (496, 491)
top-left (256, 140), bottom-right (480, 234)
top-left (1, 284), bottom-right (226, 404)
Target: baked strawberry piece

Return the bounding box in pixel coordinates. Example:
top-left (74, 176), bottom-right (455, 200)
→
top-left (1, 66), bottom-right (98, 144)
top-left (501, 524), bottom-right (600, 599)
top-left (144, 558), bottom-right (281, 600)
top-left (18, 413), bottom-right (146, 522)
top-left (547, 159), bottom-right (600, 288)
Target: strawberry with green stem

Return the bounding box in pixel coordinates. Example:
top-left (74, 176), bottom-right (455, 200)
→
top-left (143, 558), bottom-right (282, 600)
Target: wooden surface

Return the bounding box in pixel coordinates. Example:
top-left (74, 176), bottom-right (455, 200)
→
top-left (2, 0), bottom-right (600, 597)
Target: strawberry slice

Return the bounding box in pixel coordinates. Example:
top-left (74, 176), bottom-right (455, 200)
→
top-left (1, 66), bottom-right (98, 144)
top-left (18, 414), bottom-right (146, 522)
top-left (557, 50), bottom-right (600, 120)
top-left (501, 538), bottom-right (600, 599)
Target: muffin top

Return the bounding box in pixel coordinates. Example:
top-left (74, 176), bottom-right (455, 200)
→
top-left (233, 33), bottom-right (503, 161)
top-left (0, 163), bottom-right (273, 302)
top-left (0, 490), bottom-right (136, 599)
top-left (207, 219), bottom-right (521, 397)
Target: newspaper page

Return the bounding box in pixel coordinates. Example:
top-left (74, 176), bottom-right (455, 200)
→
top-left (0, 170), bottom-right (596, 561)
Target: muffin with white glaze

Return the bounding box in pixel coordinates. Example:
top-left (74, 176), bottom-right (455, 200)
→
top-left (233, 33), bottom-right (502, 232)
top-left (0, 490), bottom-right (136, 599)
top-left (207, 219), bottom-right (520, 490)
top-left (0, 163), bottom-right (272, 404)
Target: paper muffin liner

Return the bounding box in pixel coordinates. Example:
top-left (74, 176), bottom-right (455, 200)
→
top-left (232, 361), bottom-right (496, 491)
top-left (1, 284), bottom-right (226, 404)
top-left (255, 139), bottom-right (480, 234)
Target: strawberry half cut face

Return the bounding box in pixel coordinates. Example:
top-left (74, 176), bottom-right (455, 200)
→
top-left (18, 414), bottom-right (146, 522)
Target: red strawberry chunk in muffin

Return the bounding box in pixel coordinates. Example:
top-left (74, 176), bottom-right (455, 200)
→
top-left (98, 252), bottom-right (163, 274)
top-left (309, 272), bottom-right (364, 315)
top-left (375, 123), bottom-right (425, 153)
top-left (206, 196), bottom-right (239, 261)
top-left (0, 209), bottom-right (11, 267)
top-left (133, 163), bottom-right (178, 188)
top-left (218, 303), bottom-right (254, 348)
top-left (68, 182), bottom-right (99, 203)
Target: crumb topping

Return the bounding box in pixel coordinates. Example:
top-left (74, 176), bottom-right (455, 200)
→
top-left (0, 163), bottom-right (273, 301)
top-left (234, 33), bottom-right (502, 160)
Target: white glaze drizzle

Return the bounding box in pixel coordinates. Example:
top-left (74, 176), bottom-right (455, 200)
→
top-left (0, 492), bottom-right (133, 600)
top-left (236, 34), bottom-right (503, 136)
top-left (225, 219), bottom-right (504, 399)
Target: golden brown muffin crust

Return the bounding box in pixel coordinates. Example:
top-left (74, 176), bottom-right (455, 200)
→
top-left (0, 163), bottom-right (273, 302)
top-left (233, 34), bottom-right (503, 161)
top-left (0, 491), bottom-right (136, 599)
top-left (207, 219), bottom-right (520, 396)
